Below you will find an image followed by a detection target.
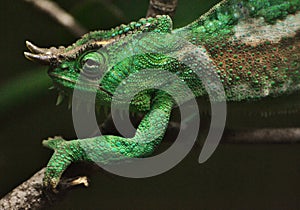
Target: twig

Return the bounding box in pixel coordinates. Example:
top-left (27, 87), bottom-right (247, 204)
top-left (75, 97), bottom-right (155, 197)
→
top-left (0, 168), bottom-right (88, 209)
top-left (24, 0), bottom-right (88, 36)
top-left (146, 0), bottom-right (178, 18)
top-left (223, 128), bottom-right (300, 143)
top-left (101, 115), bottom-right (300, 143)
top-left (98, 0), bottom-right (128, 22)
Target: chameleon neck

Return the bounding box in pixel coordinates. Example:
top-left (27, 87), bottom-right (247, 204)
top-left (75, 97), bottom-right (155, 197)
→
top-left (176, 0), bottom-right (300, 45)
top-left (174, 0), bottom-right (300, 101)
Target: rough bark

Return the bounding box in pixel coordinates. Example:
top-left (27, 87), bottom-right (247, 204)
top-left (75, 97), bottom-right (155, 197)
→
top-left (0, 168), bottom-right (88, 209)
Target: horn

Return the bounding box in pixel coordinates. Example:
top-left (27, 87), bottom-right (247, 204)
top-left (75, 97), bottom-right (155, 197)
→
top-left (24, 52), bottom-right (53, 65)
top-left (26, 41), bottom-right (49, 54)
top-left (25, 41), bottom-right (69, 64)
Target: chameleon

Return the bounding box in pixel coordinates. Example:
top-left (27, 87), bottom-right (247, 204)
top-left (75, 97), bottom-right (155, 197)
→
top-left (24, 0), bottom-right (300, 188)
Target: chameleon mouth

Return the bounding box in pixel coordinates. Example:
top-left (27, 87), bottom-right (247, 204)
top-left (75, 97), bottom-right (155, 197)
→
top-left (48, 72), bottom-right (113, 97)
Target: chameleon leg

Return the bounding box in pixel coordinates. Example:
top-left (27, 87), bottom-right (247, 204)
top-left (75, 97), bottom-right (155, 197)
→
top-left (98, 112), bottom-right (143, 136)
top-left (43, 91), bottom-right (174, 188)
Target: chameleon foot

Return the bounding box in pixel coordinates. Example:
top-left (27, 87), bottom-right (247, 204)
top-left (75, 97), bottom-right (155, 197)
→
top-left (42, 137), bottom-right (75, 188)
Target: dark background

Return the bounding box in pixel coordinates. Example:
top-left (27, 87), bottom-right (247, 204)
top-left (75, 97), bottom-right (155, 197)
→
top-left (1, 0), bottom-right (300, 209)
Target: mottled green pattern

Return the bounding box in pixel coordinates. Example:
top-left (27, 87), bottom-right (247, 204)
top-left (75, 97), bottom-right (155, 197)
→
top-left (24, 0), bottom-right (300, 188)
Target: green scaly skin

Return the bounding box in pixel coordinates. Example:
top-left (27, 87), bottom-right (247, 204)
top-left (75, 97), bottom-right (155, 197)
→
top-left (24, 0), bottom-right (300, 188)
top-left (43, 91), bottom-right (173, 187)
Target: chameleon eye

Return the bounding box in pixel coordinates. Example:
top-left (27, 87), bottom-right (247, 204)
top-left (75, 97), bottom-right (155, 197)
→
top-left (85, 59), bottom-right (99, 68)
top-left (80, 52), bottom-right (105, 79)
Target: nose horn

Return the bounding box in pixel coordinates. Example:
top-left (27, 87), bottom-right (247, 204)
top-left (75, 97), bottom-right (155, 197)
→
top-left (26, 41), bottom-right (48, 54)
top-left (24, 40), bottom-right (58, 65)
top-left (24, 51), bottom-right (52, 65)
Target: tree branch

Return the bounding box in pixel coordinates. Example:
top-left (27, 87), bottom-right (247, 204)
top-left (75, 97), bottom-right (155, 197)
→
top-left (146, 0), bottom-right (178, 18)
top-left (2, 128), bottom-right (300, 209)
top-left (0, 168), bottom-right (88, 209)
top-left (223, 128), bottom-right (300, 143)
top-left (24, 0), bottom-right (87, 36)
top-left (99, 0), bottom-right (128, 22)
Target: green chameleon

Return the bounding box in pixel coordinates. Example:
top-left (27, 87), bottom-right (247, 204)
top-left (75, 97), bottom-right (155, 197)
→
top-left (24, 0), bottom-right (300, 188)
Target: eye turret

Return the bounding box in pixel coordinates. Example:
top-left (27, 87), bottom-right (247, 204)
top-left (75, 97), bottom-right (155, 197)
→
top-left (80, 52), bottom-right (106, 79)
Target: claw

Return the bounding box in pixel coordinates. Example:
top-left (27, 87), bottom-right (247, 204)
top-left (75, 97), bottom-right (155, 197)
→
top-left (43, 176), bottom-right (60, 190)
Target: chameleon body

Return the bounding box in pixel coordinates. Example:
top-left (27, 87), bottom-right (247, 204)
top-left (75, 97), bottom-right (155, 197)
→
top-left (24, 0), bottom-right (300, 188)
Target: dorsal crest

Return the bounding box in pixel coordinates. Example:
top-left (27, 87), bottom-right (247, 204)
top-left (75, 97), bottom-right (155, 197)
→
top-left (24, 15), bottom-right (173, 65)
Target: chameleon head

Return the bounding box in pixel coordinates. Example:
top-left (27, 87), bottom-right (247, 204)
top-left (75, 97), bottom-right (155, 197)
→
top-left (24, 15), bottom-right (173, 109)
top-left (24, 40), bottom-right (114, 105)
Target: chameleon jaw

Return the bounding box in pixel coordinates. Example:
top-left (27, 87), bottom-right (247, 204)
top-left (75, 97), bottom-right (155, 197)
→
top-left (49, 72), bottom-right (113, 97)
